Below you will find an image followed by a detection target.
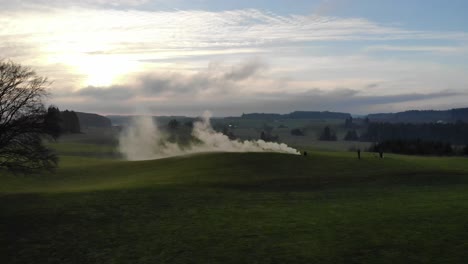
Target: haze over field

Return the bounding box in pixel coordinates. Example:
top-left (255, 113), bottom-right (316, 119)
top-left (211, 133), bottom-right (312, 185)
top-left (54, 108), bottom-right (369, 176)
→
top-left (1, 0), bottom-right (468, 116)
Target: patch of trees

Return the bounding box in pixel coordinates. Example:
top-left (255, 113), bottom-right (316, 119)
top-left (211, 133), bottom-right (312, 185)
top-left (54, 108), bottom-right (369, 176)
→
top-left (344, 117), bottom-right (355, 128)
top-left (259, 124), bottom-right (278, 141)
top-left (290, 128), bottom-right (305, 136)
top-left (45, 107), bottom-right (81, 134)
top-left (343, 130), bottom-right (359, 141)
top-left (184, 120), bottom-right (194, 128)
top-left (60, 109), bottom-right (81, 134)
top-left (452, 108), bottom-right (468, 122)
top-left (222, 127), bottom-right (236, 140)
top-left (168, 119), bottom-right (180, 131)
top-left (44, 106), bottom-right (62, 138)
top-left (319, 126), bottom-right (337, 141)
top-left (166, 119), bottom-right (180, 142)
top-left (364, 117), bottom-right (369, 125)
top-left (343, 116), bottom-right (370, 130)
top-left (260, 131), bottom-right (278, 142)
top-left (164, 119), bottom-right (196, 145)
top-left (262, 124), bottom-right (274, 134)
top-left (369, 139), bottom-right (454, 156)
top-left (361, 122), bottom-right (468, 145)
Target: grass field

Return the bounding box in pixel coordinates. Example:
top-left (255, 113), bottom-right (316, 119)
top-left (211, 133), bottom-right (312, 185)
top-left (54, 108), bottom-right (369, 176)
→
top-left (2, 144), bottom-right (468, 263)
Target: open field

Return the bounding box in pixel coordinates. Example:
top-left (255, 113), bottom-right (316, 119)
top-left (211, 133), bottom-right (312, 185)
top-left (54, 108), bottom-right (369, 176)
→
top-left (2, 143), bottom-right (468, 263)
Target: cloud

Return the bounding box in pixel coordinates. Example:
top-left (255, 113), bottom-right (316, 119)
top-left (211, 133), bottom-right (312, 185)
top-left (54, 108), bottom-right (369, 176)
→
top-left (224, 59), bottom-right (267, 81)
top-left (0, 0), bottom-right (149, 9)
top-left (51, 58), bottom-right (466, 116)
top-left (250, 88), bottom-right (462, 110)
top-left (365, 45), bottom-right (468, 54)
top-left (365, 83), bottom-right (379, 89)
top-left (2, 8), bottom-right (467, 65)
top-left (76, 85), bottom-right (135, 100)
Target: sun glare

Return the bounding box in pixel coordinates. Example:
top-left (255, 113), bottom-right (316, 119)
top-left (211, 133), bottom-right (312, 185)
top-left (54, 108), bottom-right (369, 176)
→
top-left (46, 46), bottom-right (139, 87)
top-left (71, 56), bottom-right (139, 87)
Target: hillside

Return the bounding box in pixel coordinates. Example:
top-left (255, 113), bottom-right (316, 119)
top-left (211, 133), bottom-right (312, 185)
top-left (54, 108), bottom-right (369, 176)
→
top-left (368, 107), bottom-right (468, 123)
top-left (2, 146), bottom-right (468, 263)
top-left (241, 111), bottom-right (351, 120)
top-left (76, 112), bottom-right (112, 129)
top-left (107, 107), bottom-right (468, 125)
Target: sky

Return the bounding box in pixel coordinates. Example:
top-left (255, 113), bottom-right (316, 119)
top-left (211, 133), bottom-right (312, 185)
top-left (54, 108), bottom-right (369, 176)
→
top-left (1, 0), bottom-right (467, 116)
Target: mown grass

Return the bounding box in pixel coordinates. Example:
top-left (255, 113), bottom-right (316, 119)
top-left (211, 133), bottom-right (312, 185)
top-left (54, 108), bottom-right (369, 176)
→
top-left (1, 148), bottom-right (468, 263)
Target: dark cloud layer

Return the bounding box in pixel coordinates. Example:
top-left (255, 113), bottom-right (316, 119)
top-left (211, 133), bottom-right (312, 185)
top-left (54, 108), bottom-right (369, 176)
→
top-left (72, 59), bottom-right (268, 101)
top-left (55, 67), bottom-right (463, 116)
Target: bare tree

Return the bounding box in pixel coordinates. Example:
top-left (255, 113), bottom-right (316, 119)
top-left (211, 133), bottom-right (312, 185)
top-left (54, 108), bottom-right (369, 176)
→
top-left (0, 61), bottom-right (58, 173)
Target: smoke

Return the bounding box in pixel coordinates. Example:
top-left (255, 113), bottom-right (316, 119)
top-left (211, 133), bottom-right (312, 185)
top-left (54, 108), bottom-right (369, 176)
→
top-left (119, 111), bottom-right (300, 161)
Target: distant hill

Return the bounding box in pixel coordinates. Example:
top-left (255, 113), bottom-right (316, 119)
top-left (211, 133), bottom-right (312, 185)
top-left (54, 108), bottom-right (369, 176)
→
top-left (105, 108), bottom-right (468, 125)
top-left (368, 108), bottom-right (468, 123)
top-left (76, 112), bottom-right (112, 129)
top-left (241, 111), bottom-right (351, 120)
top-left (239, 113), bottom-right (282, 119)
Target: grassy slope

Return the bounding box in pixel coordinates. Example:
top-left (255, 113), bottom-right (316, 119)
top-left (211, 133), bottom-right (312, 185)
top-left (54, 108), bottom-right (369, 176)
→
top-left (1, 148), bottom-right (468, 263)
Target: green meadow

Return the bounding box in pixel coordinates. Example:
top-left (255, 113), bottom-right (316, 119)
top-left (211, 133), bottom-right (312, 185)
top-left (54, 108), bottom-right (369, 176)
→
top-left (2, 142), bottom-right (468, 263)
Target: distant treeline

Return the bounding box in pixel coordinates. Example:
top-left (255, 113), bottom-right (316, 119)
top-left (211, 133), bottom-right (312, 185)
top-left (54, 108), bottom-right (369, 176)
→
top-left (369, 139), bottom-right (468, 156)
top-left (368, 107), bottom-right (468, 123)
top-left (241, 111), bottom-right (351, 120)
top-left (361, 122), bottom-right (468, 145)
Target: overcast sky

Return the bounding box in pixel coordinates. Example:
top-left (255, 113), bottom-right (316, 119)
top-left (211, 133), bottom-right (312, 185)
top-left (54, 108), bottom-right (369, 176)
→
top-left (2, 0), bottom-right (468, 116)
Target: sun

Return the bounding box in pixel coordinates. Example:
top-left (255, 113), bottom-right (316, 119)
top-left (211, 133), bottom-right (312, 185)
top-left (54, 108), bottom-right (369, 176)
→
top-left (79, 56), bottom-right (138, 87)
top-left (43, 36), bottom-right (139, 87)
top-left (63, 55), bottom-right (139, 87)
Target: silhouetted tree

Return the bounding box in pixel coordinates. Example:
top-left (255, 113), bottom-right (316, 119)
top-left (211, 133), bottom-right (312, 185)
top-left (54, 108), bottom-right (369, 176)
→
top-left (0, 61), bottom-right (58, 172)
top-left (319, 126), bottom-right (337, 141)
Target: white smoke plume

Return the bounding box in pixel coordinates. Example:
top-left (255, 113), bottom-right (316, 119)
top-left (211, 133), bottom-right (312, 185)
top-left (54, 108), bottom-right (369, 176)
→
top-left (119, 111), bottom-right (300, 161)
